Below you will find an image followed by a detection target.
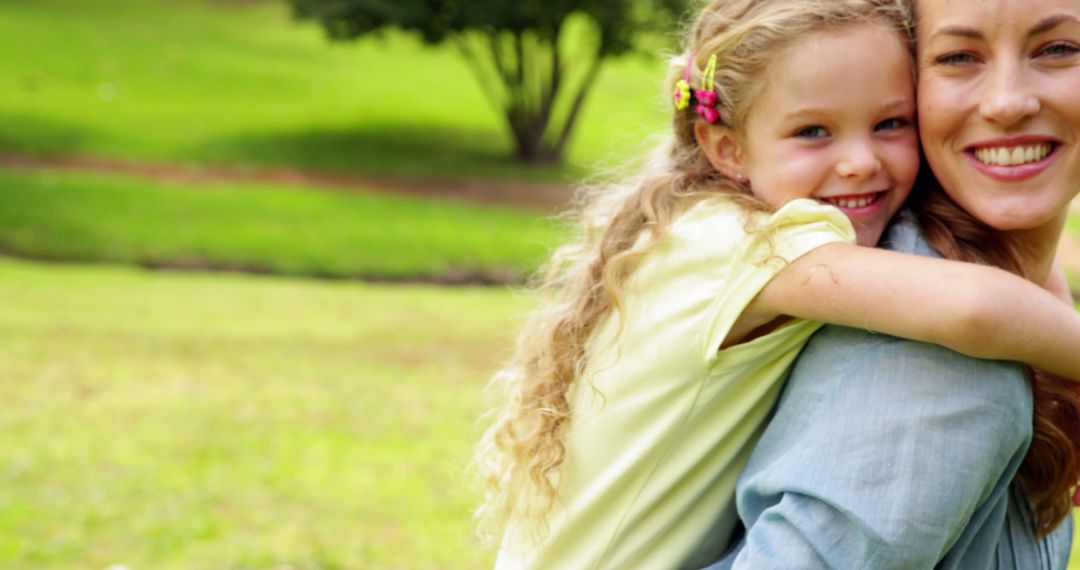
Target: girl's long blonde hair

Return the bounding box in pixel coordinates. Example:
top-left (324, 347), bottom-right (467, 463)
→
top-left (475, 0), bottom-right (913, 542)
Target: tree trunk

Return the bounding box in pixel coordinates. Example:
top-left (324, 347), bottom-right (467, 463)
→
top-left (454, 25), bottom-right (598, 166)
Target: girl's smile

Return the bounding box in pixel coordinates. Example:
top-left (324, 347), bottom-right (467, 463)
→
top-left (818, 190), bottom-right (889, 212)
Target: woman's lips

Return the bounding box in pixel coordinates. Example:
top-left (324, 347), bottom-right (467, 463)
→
top-left (965, 140), bottom-right (1060, 182)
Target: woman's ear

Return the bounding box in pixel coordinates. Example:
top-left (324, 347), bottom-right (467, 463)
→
top-left (694, 121), bottom-right (747, 181)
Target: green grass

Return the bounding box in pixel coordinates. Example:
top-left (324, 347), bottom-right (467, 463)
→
top-left (0, 256), bottom-right (530, 568)
top-left (0, 168), bottom-right (566, 281)
top-left (3, 256), bottom-right (1079, 568)
top-left (0, 0), bottom-right (669, 180)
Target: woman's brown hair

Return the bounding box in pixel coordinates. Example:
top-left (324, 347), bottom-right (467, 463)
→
top-left (914, 173), bottom-right (1080, 535)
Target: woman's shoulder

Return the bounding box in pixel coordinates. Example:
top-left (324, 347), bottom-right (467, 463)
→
top-left (879, 210), bottom-right (941, 258)
top-left (793, 323), bottom-right (1033, 435)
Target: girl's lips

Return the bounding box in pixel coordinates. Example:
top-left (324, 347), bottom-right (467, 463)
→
top-left (964, 143), bottom-right (1060, 182)
top-left (818, 190), bottom-right (887, 216)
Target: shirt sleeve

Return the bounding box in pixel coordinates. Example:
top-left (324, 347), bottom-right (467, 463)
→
top-left (700, 198), bottom-right (856, 358)
top-left (715, 326), bottom-right (1033, 569)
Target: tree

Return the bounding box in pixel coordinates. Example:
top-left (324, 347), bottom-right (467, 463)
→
top-left (290, 0), bottom-right (685, 164)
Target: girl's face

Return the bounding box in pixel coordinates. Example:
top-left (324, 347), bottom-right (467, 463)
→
top-left (917, 0), bottom-right (1080, 233)
top-left (737, 22), bottom-right (919, 247)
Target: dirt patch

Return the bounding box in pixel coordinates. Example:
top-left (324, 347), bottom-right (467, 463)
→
top-left (0, 152), bottom-right (577, 214)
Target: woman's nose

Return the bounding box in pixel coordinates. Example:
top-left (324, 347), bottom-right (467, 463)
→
top-left (836, 142), bottom-right (882, 179)
top-left (979, 61), bottom-right (1040, 125)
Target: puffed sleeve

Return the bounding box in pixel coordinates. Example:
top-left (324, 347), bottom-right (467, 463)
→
top-left (694, 198), bottom-right (856, 358)
top-left (711, 326), bottom-right (1033, 569)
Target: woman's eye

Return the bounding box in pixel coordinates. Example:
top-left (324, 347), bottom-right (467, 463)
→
top-left (934, 51), bottom-right (977, 65)
top-left (1039, 42), bottom-right (1080, 58)
top-left (875, 118), bottom-right (909, 132)
top-left (795, 126), bottom-right (829, 139)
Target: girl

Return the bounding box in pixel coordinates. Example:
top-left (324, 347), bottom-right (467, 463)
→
top-left (477, 0), bottom-right (1080, 568)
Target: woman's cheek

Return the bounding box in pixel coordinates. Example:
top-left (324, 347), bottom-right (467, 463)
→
top-left (917, 77), bottom-right (961, 145)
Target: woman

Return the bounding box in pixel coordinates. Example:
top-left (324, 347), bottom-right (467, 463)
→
top-left (712, 0), bottom-right (1080, 566)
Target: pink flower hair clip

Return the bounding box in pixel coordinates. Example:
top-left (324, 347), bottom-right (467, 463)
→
top-left (673, 53), bottom-right (723, 124)
top-left (695, 54), bottom-right (721, 124)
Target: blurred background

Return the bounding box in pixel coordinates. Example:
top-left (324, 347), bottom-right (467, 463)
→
top-left (1, 0), bottom-right (676, 567)
top-left (4, 0), bottom-right (1080, 568)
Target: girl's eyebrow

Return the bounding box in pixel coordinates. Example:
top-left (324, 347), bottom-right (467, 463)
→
top-left (878, 96), bottom-right (914, 113)
top-left (927, 14), bottom-right (1080, 43)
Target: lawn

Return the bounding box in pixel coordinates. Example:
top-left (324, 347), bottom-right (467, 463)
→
top-left (0, 0), bottom-right (669, 180)
top-left (0, 256), bottom-right (528, 568)
top-left (5, 256), bottom-right (1080, 568)
top-left (4, 1), bottom-right (1080, 565)
top-left (0, 168), bottom-right (566, 281)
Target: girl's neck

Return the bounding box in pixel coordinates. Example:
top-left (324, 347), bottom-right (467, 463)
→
top-left (1003, 210), bottom-right (1069, 286)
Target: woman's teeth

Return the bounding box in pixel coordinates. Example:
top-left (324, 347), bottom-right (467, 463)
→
top-left (973, 143), bottom-right (1052, 166)
top-left (823, 193), bottom-right (878, 209)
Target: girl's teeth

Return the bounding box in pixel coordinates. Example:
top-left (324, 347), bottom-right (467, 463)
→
top-left (974, 143), bottom-right (1052, 166)
top-left (826, 194), bottom-right (877, 209)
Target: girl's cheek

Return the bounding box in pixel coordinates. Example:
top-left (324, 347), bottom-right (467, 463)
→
top-left (783, 146), bottom-right (823, 167)
top-left (782, 144), bottom-right (824, 165)
top-left (888, 140), bottom-right (921, 189)
top-left (888, 133), bottom-right (920, 160)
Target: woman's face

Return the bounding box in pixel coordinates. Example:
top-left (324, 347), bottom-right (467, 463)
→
top-left (916, 0), bottom-right (1080, 232)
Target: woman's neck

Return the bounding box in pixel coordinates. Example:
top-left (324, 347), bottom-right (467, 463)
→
top-left (1003, 210), bottom-right (1069, 286)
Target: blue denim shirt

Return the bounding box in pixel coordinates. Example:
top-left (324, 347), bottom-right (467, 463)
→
top-left (708, 214), bottom-right (1073, 569)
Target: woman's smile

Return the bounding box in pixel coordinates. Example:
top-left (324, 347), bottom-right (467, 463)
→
top-left (965, 136), bottom-right (1061, 181)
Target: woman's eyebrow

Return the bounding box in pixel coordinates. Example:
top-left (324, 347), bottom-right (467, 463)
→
top-left (927, 25), bottom-right (981, 42)
top-left (1029, 14), bottom-right (1080, 37)
top-left (926, 14), bottom-right (1079, 43)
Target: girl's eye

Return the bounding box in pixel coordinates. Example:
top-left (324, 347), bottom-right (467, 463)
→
top-left (795, 126), bottom-right (829, 139)
top-left (934, 51), bottom-right (978, 65)
top-left (1038, 42), bottom-right (1080, 58)
top-left (875, 118), bottom-right (909, 132)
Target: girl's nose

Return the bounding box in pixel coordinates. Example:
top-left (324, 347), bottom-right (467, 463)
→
top-left (836, 143), bottom-right (882, 179)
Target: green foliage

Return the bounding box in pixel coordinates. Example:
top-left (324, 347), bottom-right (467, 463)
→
top-left (0, 0), bottom-right (667, 180)
top-left (290, 0), bottom-right (685, 163)
top-left (0, 257), bottom-right (525, 567)
top-left (0, 168), bottom-right (566, 281)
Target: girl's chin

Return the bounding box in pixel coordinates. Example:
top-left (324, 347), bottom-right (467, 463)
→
top-left (854, 227), bottom-right (887, 248)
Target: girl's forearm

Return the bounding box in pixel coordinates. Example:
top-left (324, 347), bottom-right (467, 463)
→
top-left (751, 243), bottom-right (1080, 379)
top-left (954, 274), bottom-right (1080, 380)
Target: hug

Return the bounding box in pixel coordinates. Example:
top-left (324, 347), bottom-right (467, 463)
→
top-left (479, 0), bottom-right (1080, 567)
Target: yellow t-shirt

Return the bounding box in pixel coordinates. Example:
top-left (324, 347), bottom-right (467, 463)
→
top-left (496, 197), bottom-right (856, 570)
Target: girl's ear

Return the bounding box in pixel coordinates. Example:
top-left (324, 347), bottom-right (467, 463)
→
top-left (694, 121), bottom-right (746, 181)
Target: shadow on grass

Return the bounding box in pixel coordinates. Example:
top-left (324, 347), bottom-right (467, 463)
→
top-left (0, 113), bottom-right (584, 184)
top-left (193, 122), bottom-right (578, 182)
top-left (0, 112), bottom-right (90, 156)
top-left (0, 247), bottom-right (526, 286)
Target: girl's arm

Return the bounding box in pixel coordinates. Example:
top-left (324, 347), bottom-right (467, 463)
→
top-left (741, 242), bottom-right (1080, 380)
